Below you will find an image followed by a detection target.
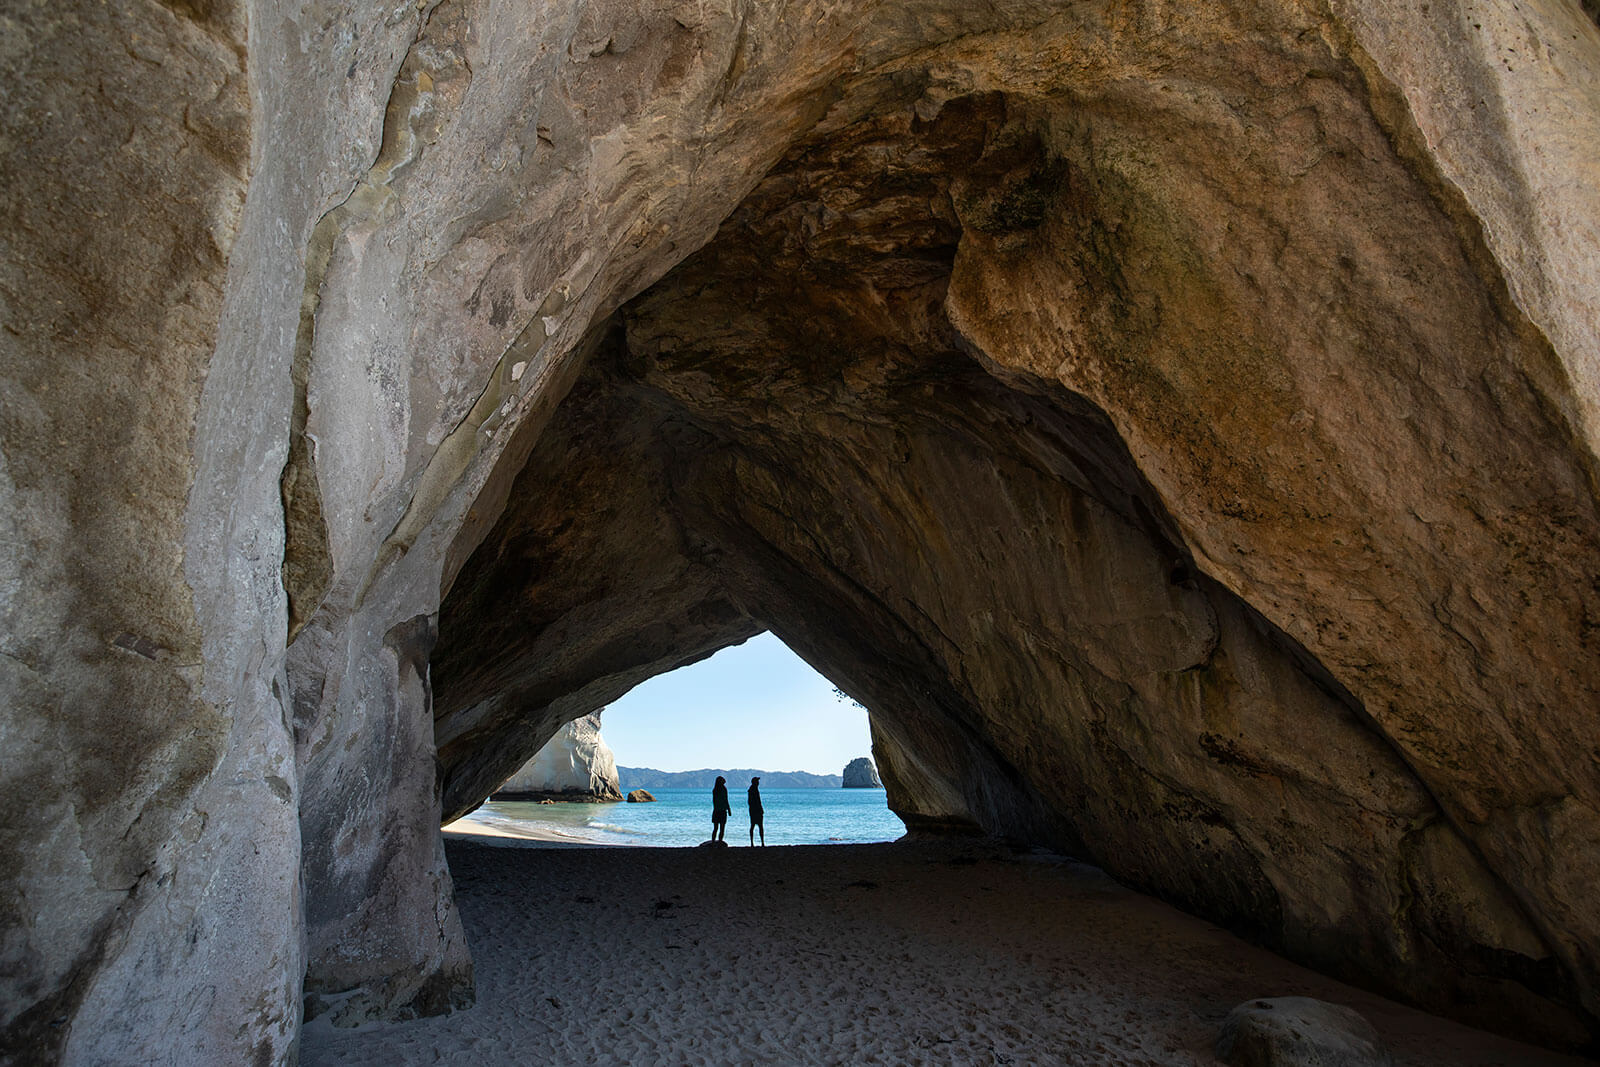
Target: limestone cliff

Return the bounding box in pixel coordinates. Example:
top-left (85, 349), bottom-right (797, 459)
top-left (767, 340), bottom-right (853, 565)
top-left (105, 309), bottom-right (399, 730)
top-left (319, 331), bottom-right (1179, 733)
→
top-left (494, 711), bottom-right (621, 801)
top-left (6, 0), bottom-right (1600, 1061)
top-left (842, 759), bottom-right (883, 790)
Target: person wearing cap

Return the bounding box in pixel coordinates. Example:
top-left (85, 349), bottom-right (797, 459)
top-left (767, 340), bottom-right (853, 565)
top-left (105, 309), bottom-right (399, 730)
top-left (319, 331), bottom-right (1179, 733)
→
top-left (747, 776), bottom-right (764, 846)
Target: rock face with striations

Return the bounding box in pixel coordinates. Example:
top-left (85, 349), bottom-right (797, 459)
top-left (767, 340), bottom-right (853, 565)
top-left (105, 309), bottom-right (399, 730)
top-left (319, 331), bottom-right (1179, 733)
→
top-left (842, 759), bottom-right (883, 790)
top-left (5, 0), bottom-right (1600, 1062)
top-left (493, 711), bottom-right (621, 802)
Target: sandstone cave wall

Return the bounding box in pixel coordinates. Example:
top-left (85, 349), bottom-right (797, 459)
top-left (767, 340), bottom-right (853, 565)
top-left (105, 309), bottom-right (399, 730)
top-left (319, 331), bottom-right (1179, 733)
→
top-left (272, 0), bottom-right (984, 1029)
top-left (0, 2), bottom-right (300, 1061)
top-left (935, 26), bottom-right (1600, 1033)
top-left (275, 0), bottom-right (1060, 1028)
top-left (5, 0), bottom-right (1600, 1061)
top-left (432, 354), bottom-right (760, 822)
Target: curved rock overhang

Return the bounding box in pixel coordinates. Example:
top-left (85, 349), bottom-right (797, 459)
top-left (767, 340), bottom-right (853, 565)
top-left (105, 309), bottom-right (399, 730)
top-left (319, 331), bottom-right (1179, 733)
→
top-left (8, 0), bottom-right (1600, 1062)
top-left (431, 18), bottom-right (1600, 1053)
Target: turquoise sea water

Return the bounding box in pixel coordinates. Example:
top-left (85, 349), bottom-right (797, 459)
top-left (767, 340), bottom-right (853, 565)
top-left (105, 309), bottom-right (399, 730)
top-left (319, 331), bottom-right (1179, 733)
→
top-left (461, 787), bottom-right (905, 847)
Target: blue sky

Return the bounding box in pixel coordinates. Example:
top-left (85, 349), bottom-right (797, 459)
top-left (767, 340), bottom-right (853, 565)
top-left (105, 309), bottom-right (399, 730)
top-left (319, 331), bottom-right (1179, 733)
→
top-left (599, 632), bottom-right (873, 775)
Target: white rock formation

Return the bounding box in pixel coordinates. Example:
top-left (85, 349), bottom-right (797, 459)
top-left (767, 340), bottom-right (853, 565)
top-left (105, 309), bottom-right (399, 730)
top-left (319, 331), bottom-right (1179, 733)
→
top-left (494, 712), bottom-right (621, 800)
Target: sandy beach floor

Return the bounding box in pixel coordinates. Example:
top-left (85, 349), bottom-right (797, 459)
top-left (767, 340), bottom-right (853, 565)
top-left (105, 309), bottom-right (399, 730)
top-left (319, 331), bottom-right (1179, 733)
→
top-left (303, 835), bottom-right (1591, 1066)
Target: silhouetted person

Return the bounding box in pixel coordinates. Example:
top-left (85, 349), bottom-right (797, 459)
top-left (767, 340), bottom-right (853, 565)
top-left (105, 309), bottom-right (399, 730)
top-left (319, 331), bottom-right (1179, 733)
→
top-left (711, 776), bottom-right (730, 842)
top-left (748, 776), bottom-right (764, 846)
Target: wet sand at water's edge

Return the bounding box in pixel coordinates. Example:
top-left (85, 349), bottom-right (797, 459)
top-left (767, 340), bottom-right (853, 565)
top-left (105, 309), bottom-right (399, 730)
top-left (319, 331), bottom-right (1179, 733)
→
top-left (302, 836), bottom-right (1591, 1066)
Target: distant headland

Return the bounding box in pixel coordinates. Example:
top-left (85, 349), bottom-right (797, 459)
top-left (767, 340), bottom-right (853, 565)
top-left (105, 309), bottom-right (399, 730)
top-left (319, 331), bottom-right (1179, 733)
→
top-left (619, 766), bottom-right (881, 790)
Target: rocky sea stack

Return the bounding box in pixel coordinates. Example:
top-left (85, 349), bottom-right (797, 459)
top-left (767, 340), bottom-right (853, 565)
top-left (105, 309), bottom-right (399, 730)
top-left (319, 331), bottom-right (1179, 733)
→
top-left (5, 0), bottom-right (1600, 1061)
top-left (842, 758), bottom-right (883, 789)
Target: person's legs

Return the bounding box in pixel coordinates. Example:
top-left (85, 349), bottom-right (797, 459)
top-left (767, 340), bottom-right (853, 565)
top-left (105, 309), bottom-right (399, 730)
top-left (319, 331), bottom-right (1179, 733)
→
top-left (749, 820), bottom-right (754, 846)
top-left (758, 819), bottom-right (764, 846)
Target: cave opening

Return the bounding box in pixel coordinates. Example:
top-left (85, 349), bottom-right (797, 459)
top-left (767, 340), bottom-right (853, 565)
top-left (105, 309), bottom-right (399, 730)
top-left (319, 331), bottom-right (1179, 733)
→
top-left (449, 630), bottom-right (908, 847)
top-left (600, 632), bottom-right (877, 785)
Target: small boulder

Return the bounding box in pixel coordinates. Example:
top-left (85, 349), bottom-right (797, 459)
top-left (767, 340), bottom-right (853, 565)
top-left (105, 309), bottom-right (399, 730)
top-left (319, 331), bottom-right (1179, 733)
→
top-left (1217, 998), bottom-right (1392, 1067)
top-left (626, 789), bottom-right (655, 803)
top-left (697, 839), bottom-right (728, 848)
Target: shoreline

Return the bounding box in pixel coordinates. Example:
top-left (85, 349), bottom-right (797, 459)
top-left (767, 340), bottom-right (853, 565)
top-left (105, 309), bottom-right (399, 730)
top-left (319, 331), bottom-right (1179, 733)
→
top-left (457, 787), bottom-right (906, 849)
top-left (442, 815), bottom-right (615, 847)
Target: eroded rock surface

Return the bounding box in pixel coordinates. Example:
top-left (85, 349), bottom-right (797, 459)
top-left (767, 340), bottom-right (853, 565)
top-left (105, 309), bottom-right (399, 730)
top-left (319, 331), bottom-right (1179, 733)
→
top-left (843, 759), bottom-right (884, 789)
top-left (0, 2), bottom-right (301, 1062)
top-left (6, 0), bottom-right (1600, 1061)
top-left (1218, 998), bottom-right (1393, 1067)
top-left (494, 711), bottom-right (622, 801)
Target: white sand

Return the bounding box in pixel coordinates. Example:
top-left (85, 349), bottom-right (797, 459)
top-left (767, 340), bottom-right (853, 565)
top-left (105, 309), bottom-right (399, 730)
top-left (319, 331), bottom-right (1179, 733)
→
top-left (303, 836), bottom-right (1590, 1066)
top-left (442, 814), bottom-right (602, 846)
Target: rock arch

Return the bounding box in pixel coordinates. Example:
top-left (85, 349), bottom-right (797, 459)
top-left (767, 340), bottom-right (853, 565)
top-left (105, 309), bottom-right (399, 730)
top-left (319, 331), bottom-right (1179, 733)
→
top-left (5, 0), bottom-right (1600, 1062)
